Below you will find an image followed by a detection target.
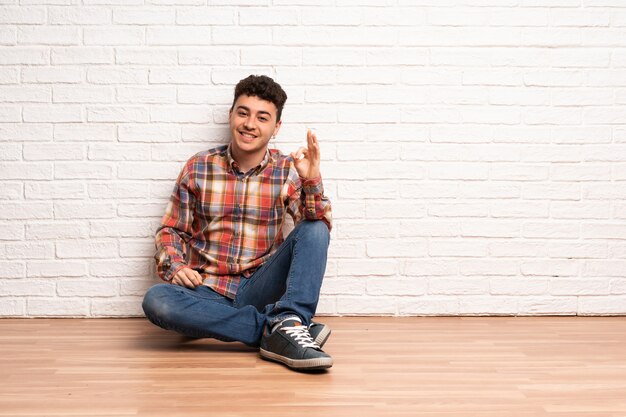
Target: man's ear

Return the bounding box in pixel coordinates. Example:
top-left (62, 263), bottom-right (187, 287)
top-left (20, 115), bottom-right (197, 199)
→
top-left (273, 120), bottom-right (282, 137)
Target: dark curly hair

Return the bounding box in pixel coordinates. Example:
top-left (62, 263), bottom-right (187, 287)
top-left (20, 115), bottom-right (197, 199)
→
top-left (231, 75), bottom-right (288, 122)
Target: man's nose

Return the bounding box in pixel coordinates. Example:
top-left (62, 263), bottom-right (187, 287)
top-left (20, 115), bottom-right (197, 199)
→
top-left (243, 117), bottom-right (255, 130)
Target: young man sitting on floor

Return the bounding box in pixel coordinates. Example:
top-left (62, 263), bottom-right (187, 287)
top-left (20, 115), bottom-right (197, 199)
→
top-left (142, 75), bottom-right (333, 371)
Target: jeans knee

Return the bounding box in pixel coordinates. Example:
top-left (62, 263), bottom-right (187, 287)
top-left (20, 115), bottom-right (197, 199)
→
top-left (295, 220), bottom-right (330, 246)
top-left (142, 283), bottom-right (172, 320)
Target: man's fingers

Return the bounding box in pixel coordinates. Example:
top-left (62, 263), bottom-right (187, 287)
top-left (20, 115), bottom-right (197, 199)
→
top-left (292, 146), bottom-right (307, 161)
top-left (173, 273), bottom-right (193, 288)
top-left (184, 269), bottom-right (202, 286)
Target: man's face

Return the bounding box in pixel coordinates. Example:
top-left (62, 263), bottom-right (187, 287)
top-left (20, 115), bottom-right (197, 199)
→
top-left (229, 94), bottom-right (281, 159)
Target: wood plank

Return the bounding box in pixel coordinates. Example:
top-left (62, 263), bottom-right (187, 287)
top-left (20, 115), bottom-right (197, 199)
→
top-left (0, 317), bottom-right (625, 416)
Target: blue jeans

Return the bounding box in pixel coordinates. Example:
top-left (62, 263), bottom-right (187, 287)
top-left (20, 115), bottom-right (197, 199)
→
top-left (142, 220), bottom-right (330, 347)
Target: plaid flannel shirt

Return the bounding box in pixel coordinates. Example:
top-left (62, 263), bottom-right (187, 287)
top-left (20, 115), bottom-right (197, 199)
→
top-left (154, 144), bottom-right (332, 299)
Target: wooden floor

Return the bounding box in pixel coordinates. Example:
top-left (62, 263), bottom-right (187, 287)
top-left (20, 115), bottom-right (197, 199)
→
top-left (1, 317), bottom-right (625, 417)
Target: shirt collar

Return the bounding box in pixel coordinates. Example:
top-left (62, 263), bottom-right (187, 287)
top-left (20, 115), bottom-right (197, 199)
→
top-left (226, 144), bottom-right (272, 176)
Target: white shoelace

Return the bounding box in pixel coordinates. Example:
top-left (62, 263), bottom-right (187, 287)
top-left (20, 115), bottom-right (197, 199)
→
top-left (282, 325), bottom-right (321, 349)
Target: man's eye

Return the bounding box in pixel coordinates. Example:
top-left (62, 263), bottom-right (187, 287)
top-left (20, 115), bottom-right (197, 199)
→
top-left (259, 117), bottom-right (268, 122)
top-left (238, 111), bottom-right (247, 117)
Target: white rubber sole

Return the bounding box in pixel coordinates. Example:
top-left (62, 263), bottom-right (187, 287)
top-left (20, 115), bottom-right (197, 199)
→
top-left (260, 348), bottom-right (333, 371)
top-left (313, 326), bottom-right (331, 348)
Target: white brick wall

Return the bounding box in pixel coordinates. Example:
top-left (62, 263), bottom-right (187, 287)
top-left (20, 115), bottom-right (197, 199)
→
top-left (1, 2), bottom-right (625, 317)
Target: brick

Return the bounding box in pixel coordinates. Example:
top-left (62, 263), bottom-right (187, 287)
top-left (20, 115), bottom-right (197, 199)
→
top-left (0, 201), bottom-right (53, 220)
top-left (366, 200), bottom-right (426, 219)
top-left (303, 47), bottom-right (365, 66)
top-left (523, 222), bottom-right (579, 239)
top-left (552, 202), bottom-right (610, 219)
top-left (521, 260), bottom-right (579, 277)
top-left (89, 182), bottom-right (151, 199)
top-left (428, 203), bottom-right (488, 218)
top-left (548, 242), bottom-right (607, 259)
top-left (120, 279), bottom-right (153, 296)
top-left (54, 124), bottom-right (116, 142)
top-left (87, 68), bottom-right (147, 84)
top-left (5, 241), bottom-right (54, 259)
top-left (212, 27), bottom-right (272, 45)
top-left (582, 223), bottom-right (626, 239)
top-left (90, 220), bottom-right (155, 238)
top-left (367, 277), bottom-right (426, 296)
top-left (27, 261), bottom-right (87, 277)
top-left (337, 259), bottom-right (397, 276)
top-left (0, 7), bottom-right (46, 23)
top-left (118, 203), bottom-right (166, 218)
top-left (490, 164), bottom-right (549, 181)
top-left (56, 239), bottom-right (117, 258)
top-left (302, 7), bottom-right (361, 25)
top-left (0, 47), bottom-right (48, 65)
top-left (428, 163), bottom-right (489, 180)
top-left (23, 105), bottom-right (82, 123)
top-left (53, 86), bottom-right (113, 103)
top-left (241, 47), bottom-right (301, 66)
top-left (26, 222), bottom-right (89, 240)
top-left (578, 297), bottom-right (626, 315)
top-left (518, 297), bottom-right (578, 315)
top-left (22, 67), bottom-right (83, 83)
top-left (550, 278), bottom-right (610, 296)
top-left (0, 222), bottom-right (24, 241)
top-left (489, 241), bottom-right (549, 258)
top-left (116, 48), bottom-right (177, 65)
top-left (147, 27), bottom-right (212, 46)
top-left (399, 220), bottom-right (460, 238)
top-left (0, 279), bottom-right (55, 297)
top-left (398, 297), bottom-right (459, 316)
top-left (429, 278), bottom-right (489, 295)
top-left (320, 277), bottom-right (366, 295)
top-left (91, 298), bottom-right (144, 317)
top-left (84, 27), bottom-right (144, 45)
top-left (336, 296), bottom-right (396, 315)
top-left (0, 86), bottom-right (51, 102)
top-left (0, 183), bottom-right (21, 200)
top-left (522, 183), bottom-right (580, 200)
top-left (150, 106), bottom-right (211, 123)
top-left (118, 162), bottom-right (182, 180)
top-left (490, 278), bottom-right (549, 296)
top-left (23, 143), bottom-right (84, 161)
top-left (366, 239), bottom-right (427, 258)
top-left (176, 7), bottom-right (235, 24)
top-left (57, 280), bottom-right (117, 297)
top-left (584, 260), bottom-right (626, 277)
top-left (116, 86), bottom-right (175, 104)
top-left (51, 47), bottom-right (113, 64)
top-left (0, 300), bottom-right (25, 317)
top-left (55, 162), bottom-right (113, 180)
top-left (429, 240), bottom-right (488, 257)
top-left (490, 201), bottom-right (549, 218)
top-left (48, 6), bottom-right (112, 24)
top-left (54, 202), bottom-right (116, 220)
top-left (27, 298), bottom-right (89, 317)
top-left (0, 261), bottom-right (25, 278)
top-left (88, 144), bottom-right (150, 161)
top-left (0, 106), bottom-right (22, 122)
top-left (178, 48), bottom-right (238, 65)
top-left (118, 124), bottom-right (180, 142)
top-left (461, 220), bottom-right (520, 238)
top-left (87, 106), bottom-right (149, 122)
top-left (151, 144), bottom-right (209, 161)
top-left (459, 297), bottom-right (519, 315)
top-left (402, 260), bottom-right (458, 276)
top-left (149, 68), bottom-right (213, 84)
top-left (113, 8), bottom-right (174, 24)
top-left (0, 144), bottom-right (20, 161)
top-left (18, 26), bottom-right (79, 45)
top-left (120, 238), bottom-right (155, 258)
top-left (89, 259), bottom-right (151, 277)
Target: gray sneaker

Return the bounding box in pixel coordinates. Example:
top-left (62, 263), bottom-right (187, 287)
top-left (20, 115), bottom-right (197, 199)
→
top-left (260, 319), bottom-right (333, 371)
top-left (308, 322), bottom-right (331, 348)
